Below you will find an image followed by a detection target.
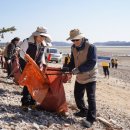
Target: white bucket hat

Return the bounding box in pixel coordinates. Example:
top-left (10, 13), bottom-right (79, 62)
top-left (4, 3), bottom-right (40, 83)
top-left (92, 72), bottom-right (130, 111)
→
top-left (28, 26), bottom-right (52, 46)
top-left (66, 29), bottom-right (85, 41)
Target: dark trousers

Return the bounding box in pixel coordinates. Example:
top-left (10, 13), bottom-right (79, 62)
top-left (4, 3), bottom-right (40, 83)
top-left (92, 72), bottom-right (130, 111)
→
top-left (7, 62), bottom-right (12, 76)
top-left (74, 81), bottom-right (96, 122)
top-left (21, 86), bottom-right (36, 106)
top-left (115, 64), bottom-right (118, 69)
top-left (112, 63), bottom-right (114, 68)
top-left (19, 57), bottom-right (36, 106)
top-left (103, 66), bottom-right (109, 76)
top-left (5, 57), bottom-right (12, 76)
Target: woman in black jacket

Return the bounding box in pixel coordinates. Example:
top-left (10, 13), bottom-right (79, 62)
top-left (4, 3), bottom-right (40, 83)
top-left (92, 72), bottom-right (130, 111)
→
top-left (6, 37), bottom-right (20, 77)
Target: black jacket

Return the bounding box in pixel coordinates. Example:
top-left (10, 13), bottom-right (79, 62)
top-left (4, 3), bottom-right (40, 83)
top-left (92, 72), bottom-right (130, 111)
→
top-left (7, 43), bottom-right (16, 60)
top-left (26, 42), bottom-right (45, 66)
top-left (19, 42), bottom-right (45, 71)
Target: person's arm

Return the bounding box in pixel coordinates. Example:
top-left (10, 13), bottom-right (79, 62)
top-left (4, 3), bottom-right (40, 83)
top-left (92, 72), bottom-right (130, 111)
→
top-left (78, 44), bottom-right (97, 72)
top-left (19, 40), bottom-right (29, 59)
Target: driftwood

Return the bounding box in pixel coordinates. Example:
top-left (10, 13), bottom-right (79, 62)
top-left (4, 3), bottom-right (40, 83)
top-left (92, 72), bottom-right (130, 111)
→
top-left (109, 119), bottom-right (123, 130)
top-left (97, 117), bottom-right (123, 130)
top-left (97, 117), bottom-right (112, 127)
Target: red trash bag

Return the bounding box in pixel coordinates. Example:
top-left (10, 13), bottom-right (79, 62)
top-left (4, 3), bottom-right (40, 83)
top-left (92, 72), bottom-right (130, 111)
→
top-left (41, 67), bottom-right (68, 114)
top-left (11, 56), bottom-right (21, 84)
top-left (18, 54), bottom-right (68, 114)
top-left (18, 54), bottom-right (49, 104)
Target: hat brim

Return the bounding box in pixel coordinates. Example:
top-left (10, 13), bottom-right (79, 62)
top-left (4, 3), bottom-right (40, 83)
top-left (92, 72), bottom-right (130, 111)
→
top-left (40, 33), bottom-right (52, 43)
top-left (66, 33), bottom-right (85, 41)
top-left (32, 31), bottom-right (52, 43)
top-left (28, 34), bottom-right (52, 46)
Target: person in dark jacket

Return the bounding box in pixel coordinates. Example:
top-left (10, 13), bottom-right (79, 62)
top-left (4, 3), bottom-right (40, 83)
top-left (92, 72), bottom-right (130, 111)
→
top-left (111, 58), bottom-right (114, 68)
top-left (19, 27), bottom-right (52, 111)
top-left (114, 58), bottom-right (118, 69)
top-left (5, 37), bottom-right (20, 77)
top-left (66, 29), bottom-right (97, 128)
top-left (63, 53), bottom-right (70, 68)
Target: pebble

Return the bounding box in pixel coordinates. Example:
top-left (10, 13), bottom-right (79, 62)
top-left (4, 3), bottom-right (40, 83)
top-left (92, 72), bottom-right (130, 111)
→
top-left (32, 122), bottom-right (39, 130)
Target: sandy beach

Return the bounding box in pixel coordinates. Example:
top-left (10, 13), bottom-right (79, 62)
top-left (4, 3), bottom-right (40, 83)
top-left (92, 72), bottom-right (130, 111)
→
top-left (0, 47), bottom-right (130, 130)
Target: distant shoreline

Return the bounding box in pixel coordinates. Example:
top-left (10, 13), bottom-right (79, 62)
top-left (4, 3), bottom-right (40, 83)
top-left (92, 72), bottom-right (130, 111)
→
top-left (54, 45), bottom-right (130, 48)
top-left (96, 46), bottom-right (130, 48)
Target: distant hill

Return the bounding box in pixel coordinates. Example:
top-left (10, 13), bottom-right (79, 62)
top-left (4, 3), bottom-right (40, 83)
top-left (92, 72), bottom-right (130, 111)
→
top-left (1, 41), bottom-right (130, 47)
top-left (52, 41), bottom-right (130, 46)
top-left (0, 41), bottom-right (72, 47)
top-left (0, 42), bottom-right (8, 47)
top-left (94, 41), bottom-right (130, 46)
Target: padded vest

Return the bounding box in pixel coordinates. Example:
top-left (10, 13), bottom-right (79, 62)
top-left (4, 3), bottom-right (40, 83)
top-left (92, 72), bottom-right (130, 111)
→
top-left (72, 42), bottom-right (98, 84)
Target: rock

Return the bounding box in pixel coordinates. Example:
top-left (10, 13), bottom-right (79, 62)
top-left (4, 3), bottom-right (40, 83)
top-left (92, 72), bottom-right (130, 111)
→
top-left (0, 106), bottom-right (7, 112)
top-left (39, 125), bottom-right (44, 129)
top-left (64, 123), bottom-right (70, 127)
top-left (32, 122), bottom-right (39, 130)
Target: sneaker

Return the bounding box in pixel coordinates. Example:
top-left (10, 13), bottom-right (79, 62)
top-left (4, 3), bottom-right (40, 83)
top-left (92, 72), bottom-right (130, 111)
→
top-left (21, 105), bottom-right (29, 112)
top-left (81, 120), bottom-right (93, 128)
top-left (29, 105), bottom-right (36, 110)
top-left (74, 110), bottom-right (87, 117)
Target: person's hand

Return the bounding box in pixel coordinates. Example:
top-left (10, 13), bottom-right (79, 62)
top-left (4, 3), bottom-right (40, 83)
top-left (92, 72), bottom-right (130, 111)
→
top-left (15, 47), bottom-right (21, 51)
top-left (72, 68), bottom-right (80, 75)
top-left (67, 73), bottom-right (72, 79)
top-left (62, 73), bottom-right (72, 83)
top-left (62, 67), bottom-right (69, 72)
top-left (7, 60), bottom-right (11, 64)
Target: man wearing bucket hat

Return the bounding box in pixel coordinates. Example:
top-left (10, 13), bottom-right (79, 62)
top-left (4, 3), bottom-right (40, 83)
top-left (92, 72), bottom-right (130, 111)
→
top-left (19, 26), bottom-right (52, 111)
top-left (67, 29), bottom-right (97, 128)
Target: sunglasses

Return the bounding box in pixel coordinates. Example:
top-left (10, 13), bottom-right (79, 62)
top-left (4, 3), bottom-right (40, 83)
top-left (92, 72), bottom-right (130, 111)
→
top-left (71, 39), bottom-right (80, 42)
top-left (40, 35), bottom-right (45, 38)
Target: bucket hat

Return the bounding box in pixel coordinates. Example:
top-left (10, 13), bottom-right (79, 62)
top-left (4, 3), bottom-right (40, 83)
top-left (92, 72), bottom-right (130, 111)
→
top-left (66, 29), bottom-right (85, 41)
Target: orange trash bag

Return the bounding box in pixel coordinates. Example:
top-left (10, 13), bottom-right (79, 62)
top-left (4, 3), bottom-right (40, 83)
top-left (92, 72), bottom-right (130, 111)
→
top-left (18, 54), bottom-right (68, 114)
top-left (11, 56), bottom-right (21, 84)
top-left (18, 54), bottom-right (49, 104)
top-left (41, 67), bottom-right (68, 113)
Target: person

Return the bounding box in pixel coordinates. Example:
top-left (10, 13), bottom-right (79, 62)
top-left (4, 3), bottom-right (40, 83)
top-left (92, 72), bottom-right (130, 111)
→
top-left (111, 58), bottom-right (114, 68)
top-left (63, 53), bottom-right (71, 82)
top-left (66, 29), bottom-right (98, 128)
top-left (101, 61), bottom-right (109, 78)
top-left (63, 53), bottom-right (70, 68)
top-left (19, 26), bottom-right (52, 111)
top-left (4, 37), bottom-right (20, 77)
top-left (0, 48), bottom-right (4, 68)
top-left (114, 58), bottom-right (118, 69)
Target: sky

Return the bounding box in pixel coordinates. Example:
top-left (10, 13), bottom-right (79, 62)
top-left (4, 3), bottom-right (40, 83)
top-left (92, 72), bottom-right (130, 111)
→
top-left (0, 0), bottom-right (130, 43)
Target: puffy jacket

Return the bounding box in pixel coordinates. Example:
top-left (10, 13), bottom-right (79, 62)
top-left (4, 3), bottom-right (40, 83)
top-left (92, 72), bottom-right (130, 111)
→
top-left (68, 38), bottom-right (97, 84)
top-left (7, 43), bottom-right (16, 60)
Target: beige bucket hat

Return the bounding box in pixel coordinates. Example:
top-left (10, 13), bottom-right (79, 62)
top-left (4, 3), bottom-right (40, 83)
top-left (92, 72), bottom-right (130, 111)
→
top-left (28, 26), bottom-right (52, 46)
top-left (66, 29), bottom-right (85, 41)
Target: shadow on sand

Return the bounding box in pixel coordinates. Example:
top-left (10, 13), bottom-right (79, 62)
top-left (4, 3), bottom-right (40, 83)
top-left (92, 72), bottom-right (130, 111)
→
top-left (0, 103), bottom-right (76, 127)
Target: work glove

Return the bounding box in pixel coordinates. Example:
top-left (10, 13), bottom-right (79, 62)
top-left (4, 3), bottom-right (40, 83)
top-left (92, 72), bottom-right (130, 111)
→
top-left (72, 68), bottom-right (80, 75)
top-left (7, 60), bottom-right (11, 64)
top-left (15, 47), bottom-right (21, 51)
top-left (61, 67), bottom-right (69, 72)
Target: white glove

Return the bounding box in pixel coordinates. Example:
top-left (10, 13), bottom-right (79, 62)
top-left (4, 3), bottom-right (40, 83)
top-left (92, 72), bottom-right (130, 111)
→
top-left (7, 60), bottom-right (11, 64)
top-left (15, 47), bottom-right (21, 51)
top-left (72, 68), bottom-right (80, 75)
